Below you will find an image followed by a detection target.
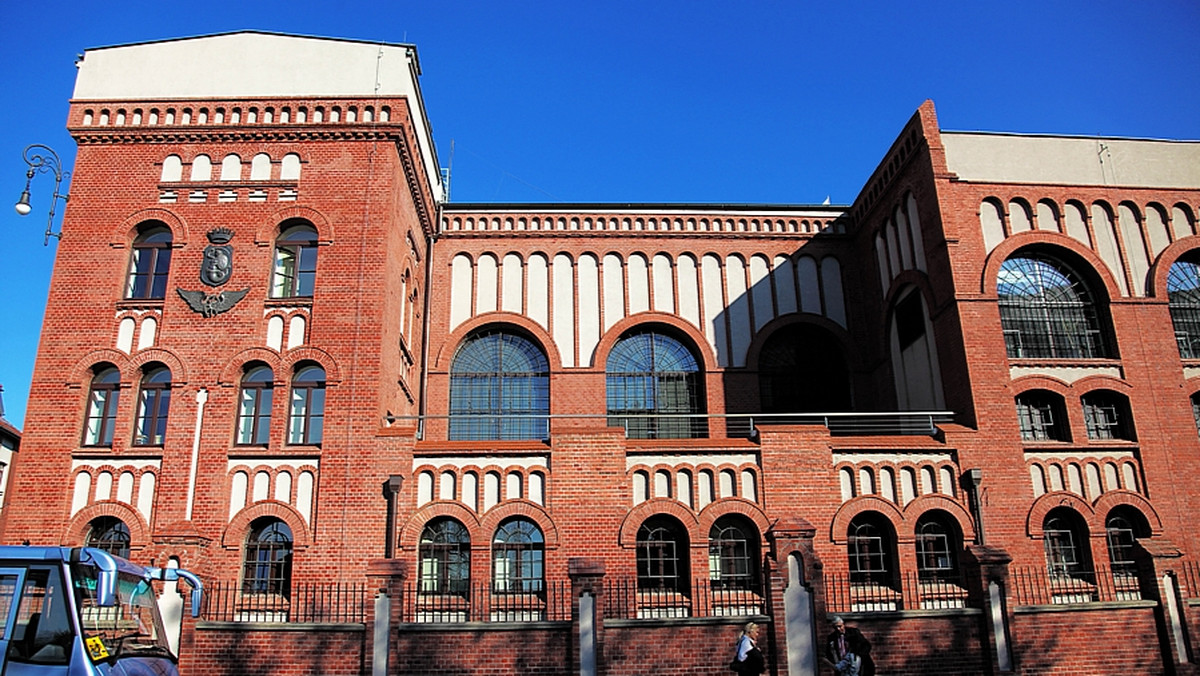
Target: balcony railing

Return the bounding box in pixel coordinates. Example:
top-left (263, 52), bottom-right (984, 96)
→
top-left (387, 411), bottom-right (954, 441)
top-left (202, 581), bottom-right (368, 623)
top-left (603, 577), bottom-right (766, 619)
top-left (1010, 566), bottom-right (1142, 605)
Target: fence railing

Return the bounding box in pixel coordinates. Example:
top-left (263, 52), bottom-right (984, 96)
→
top-left (603, 578), bottom-right (766, 619)
top-left (824, 571), bottom-right (974, 613)
top-left (1010, 566), bottom-right (1142, 606)
top-left (202, 581), bottom-right (369, 623)
top-left (400, 580), bottom-right (572, 623)
top-left (1181, 560), bottom-right (1200, 599)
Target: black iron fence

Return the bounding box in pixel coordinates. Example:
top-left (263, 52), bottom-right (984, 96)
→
top-left (399, 580), bottom-right (571, 623)
top-left (202, 581), bottom-right (369, 623)
top-left (1010, 566), bottom-right (1142, 606)
top-left (603, 578), bottom-right (766, 619)
top-left (824, 571), bottom-right (973, 613)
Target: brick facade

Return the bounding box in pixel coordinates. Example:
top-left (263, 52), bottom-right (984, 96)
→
top-left (7, 32), bottom-right (1200, 675)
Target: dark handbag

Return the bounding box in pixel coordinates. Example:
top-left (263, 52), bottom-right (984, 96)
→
top-left (729, 657), bottom-right (743, 672)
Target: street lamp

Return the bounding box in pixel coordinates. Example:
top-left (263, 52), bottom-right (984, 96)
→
top-left (14, 144), bottom-right (70, 246)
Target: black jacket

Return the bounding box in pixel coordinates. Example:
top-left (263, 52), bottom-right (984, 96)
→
top-left (826, 626), bottom-right (875, 676)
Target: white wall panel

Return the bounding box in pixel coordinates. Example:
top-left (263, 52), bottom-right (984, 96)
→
top-left (725, 255), bottom-right (751, 368)
top-left (578, 254), bottom-right (601, 366)
top-left (798, 256), bottom-right (821, 314)
top-left (652, 254), bottom-right (675, 313)
top-left (773, 256), bottom-right (798, 315)
top-left (701, 255), bottom-right (729, 367)
top-left (449, 254), bottom-right (473, 331)
top-left (527, 254), bottom-right (549, 330)
top-left (627, 254), bottom-right (650, 315)
top-left (907, 194), bottom-right (928, 272)
top-left (553, 254), bottom-right (576, 367)
top-left (502, 253), bottom-right (523, 313)
top-left (821, 257), bottom-right (847, 327)
top-left (1092, 204), bottom-right (1130, 296)
top-left (602, 253), bottom-right (625, 331)
top-left (475, 254), bottom-right (498, 314)
top-left (749, 254), bottom-right (773, 331)
top-left (676, 254), bottom-right (701, 330)
top-left (980, 200), bottom-right (1006, 253)
top-left (1118, 203), bottom-right (1149, 296)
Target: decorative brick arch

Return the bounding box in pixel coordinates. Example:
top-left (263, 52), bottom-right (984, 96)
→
top-left (478, 500), bottom-right (560, 550)
top-left (218, 348), bottom-right (284, 386)
top-left (1027, 492), bottom-right (1095, 537)
top-left (1009, 374), bottom-right (1073, 396)
top-left (696, 498), bottom-right (772, 541)
top-left (110, 208), bottom-right (191, 248)
top-left (64, 501), bottom-right (151, 550)
top-left (128, 347), bottom-right (189, 385)
top-left (981, 232), bottom-right (1125, 301)
top-left (744, 313), bottom-right (855, 372)
top-left (901, 494), bottom-right (977, 543)
top-left (1071, 374), bottom-right (1135, 395)
top-left (254, 205), bottom-right (333, 245)
top-left (1093, 490), bottom-right (1165, 536)
top-left (829, 496), bottom-right (904, 544)
top-left (223, 500), bottom-right (312, 549)
top-left (281, 346), bottom-right (341, 384)
top-left (617, 498), bottom-right (700, 548)
top-left (398, 502), bottom-right (482, 552)
top-left (1148, 235), bottom-right (1200, 298)
top-left (432, 314), bottom-right (561, 372)
top-left (68, 350), bottom-right (131, 386)
top-left (597, 313), bottom-right (718, 374)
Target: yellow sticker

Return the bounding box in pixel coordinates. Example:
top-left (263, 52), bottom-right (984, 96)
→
top-left (86, 636), bottom-right (110, 661)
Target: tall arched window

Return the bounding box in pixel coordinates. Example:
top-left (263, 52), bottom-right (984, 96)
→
top-left (1081, 390), bottom-right (1134, 441)
top-left (997, 253), bottom-right (1110, 359)
top-left (848, 513), bottom-right (897, 589)
top-left (125, 224), bottom-right (173, 300)
top-left (86, 516), bottom-right (131, 559)
top-left (83, 365), bottom-right (122, 447)
top-left (607, 329), bottom-right (705, 439)
top-left (270, 222), bottom-right (318, 299)
top-left (1015, 390), bottom-right (1069, 441)
top-left (288, 364), bottom-right (325, 445)
top-left (492, 518), bottom-right (545, 593)
top-left (449, 330), bottom-right (549, 440)
top-left (242, 517), bottom-right (293, 595)
top-left (419, 518), bottom-right (470, 595)
top-left (637, 516), bottom-right (689, 592)
top-left (1168, 255), bottom-right (1200, 359)
top-left (237, 364), bottom-right (274, 445)
top-left (1043, 508), bottom-right (1090, 579)
top-left (758, 324), bottom-right (850, 413)
top-left (1105, 509), bottom-right (1148, 579)
top-left (133, 365), bottom-right (171, 446)
top-left (915, 512), bottom-right (960, 581)
top-left (708, 516), bottom-right (760, 590)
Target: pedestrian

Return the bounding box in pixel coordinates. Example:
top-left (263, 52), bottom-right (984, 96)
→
top-left (826, 616), bottom-right (875, 676)
top-left (730, 621), bottom-right (766, 674)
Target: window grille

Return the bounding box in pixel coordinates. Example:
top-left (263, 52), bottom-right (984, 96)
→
top-left (1043, 515), bottom-right (1084, 579)
top-left (1016, 391), bottom-right (1066, 441)
top-left (1105, 516), bottom-right (1138, 578)
top-left (915, 518), bottom-right (956, 581)
top-left (492, 518), bottom-right (545, 594)
top-left (86, 517), bottom-right (131, 559)
top-left (997, 255), bottom-right (1109, 359)
top-left (1082, 392), bottom-right (1131, 441)
top-left (607, 331), bottom-right (706, 439)
top-left (1168, 258), bottom-right (1200, 359)
top-left (242, 518), bottom-right (293, 596)
top-left (449, 331), bottom-right (549, 440)
top-left (708, 519), bottom-right (758, 590)
top-left (848, 521), bottom-right (891, 586)
top-left (637, 518), bottom-right (688, 592)
top-left (419, 518), bottom-right (470, 595)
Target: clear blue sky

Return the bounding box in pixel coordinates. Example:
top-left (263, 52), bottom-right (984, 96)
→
top-left (1, 1), bottom-right (1198, 428)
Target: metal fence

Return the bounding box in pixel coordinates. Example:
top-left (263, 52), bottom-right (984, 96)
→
top-left (824, 571), bottom-right (973, 613)
top-left (400, 580), bottom-right (572, 623)
top-left (1010, 566), bottom-right (1142, 606)
top-left (202, 581), bottom-right (368, 623)
top-left (603, 578), bottom-right (766, 619)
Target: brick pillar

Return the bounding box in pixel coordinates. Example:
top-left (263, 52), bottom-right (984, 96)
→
top-left (1137, 539), bottom-right (1198, 675)
top-left (366, 559), bottom-right (409, 676)
top-left (962, 543), bottom-right (1013, 675)
top-left (570, 557), bottom-right (606, 676)
top-left (767, 516), bottom-right (822, 676)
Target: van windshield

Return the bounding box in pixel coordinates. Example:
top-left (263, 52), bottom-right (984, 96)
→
top-left (73, 565), bottom-right (174, 662)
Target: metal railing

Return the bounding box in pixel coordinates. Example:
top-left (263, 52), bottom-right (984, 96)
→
top-left (202, 581), bottom-right (369, 623)
top-left (603, 578), bottom-right (766, 619)
top-left (387, 411), bottom-right (954, 441)
top-left (1010, 566), bottom-right (1142, 606)
top-left (400, 580), bottom-right (571, 623)
top-left (824, 571), bottom-right (974, 613)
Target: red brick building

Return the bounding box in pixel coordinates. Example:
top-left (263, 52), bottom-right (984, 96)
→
top-left (8, 31), bottom-right (1200, 675)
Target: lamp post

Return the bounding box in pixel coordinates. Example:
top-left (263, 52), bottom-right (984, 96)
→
top-left (14, 144), bottom-right (70, 246)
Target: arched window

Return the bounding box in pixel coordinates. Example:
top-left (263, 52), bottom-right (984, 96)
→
top-left (607, 329), bottom-right (705, 439)
top-left (419, 518), bottom-right (470, 595)
top-left (237, 364), bottom-right (274, 445)
top-left (915, 512), bottom-right (960, 581)
top-left (708, 516), bottom-right (760, 591)
top-left (1191, 393), bottom-right (1200, 436)
top-left (86, 516), bottom-right (131, 559)
top-left (1168, 255), bottom-right (1200, 359)
top-left (83, 365), bottom-right (121, 447)
top-left (758, 324), bottom-right (850, 413)
top-left (1105, 509), bottom-right (1148, 579)
top-left (125, 224), bottom-right (172, 300)
top-left (242, 517), bottom-right (292, 595)
top-left (1043, 508), bottom-right (1090, 579)
top-left (997, 253), bottom-right (1110, 359)
top-left (288, 364), bottom-right (325, 445)
top-left (848, 513), bottom-right (897, 589)
top-left (270, 222), bottom-right (318, 299)
top-left (449, 330), bottom-right (549, 441)
top-left (493, 518), bottom-right (545, 593)
top-left (637, 516), bottom-right (689, 592)
top-left (1081, 390), bottom-right (1134, 441)
top-left (1015, 390), bottom-right (1069, 441)
top-left (133, 365), bottom-right (171, 446)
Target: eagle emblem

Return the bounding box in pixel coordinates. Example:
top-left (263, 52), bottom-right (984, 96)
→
top-left (177, 288), bottom-right (250, 317)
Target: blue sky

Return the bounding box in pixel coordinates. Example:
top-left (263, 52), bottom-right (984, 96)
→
top-left (1, 1), bottom-right (1198, 428)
